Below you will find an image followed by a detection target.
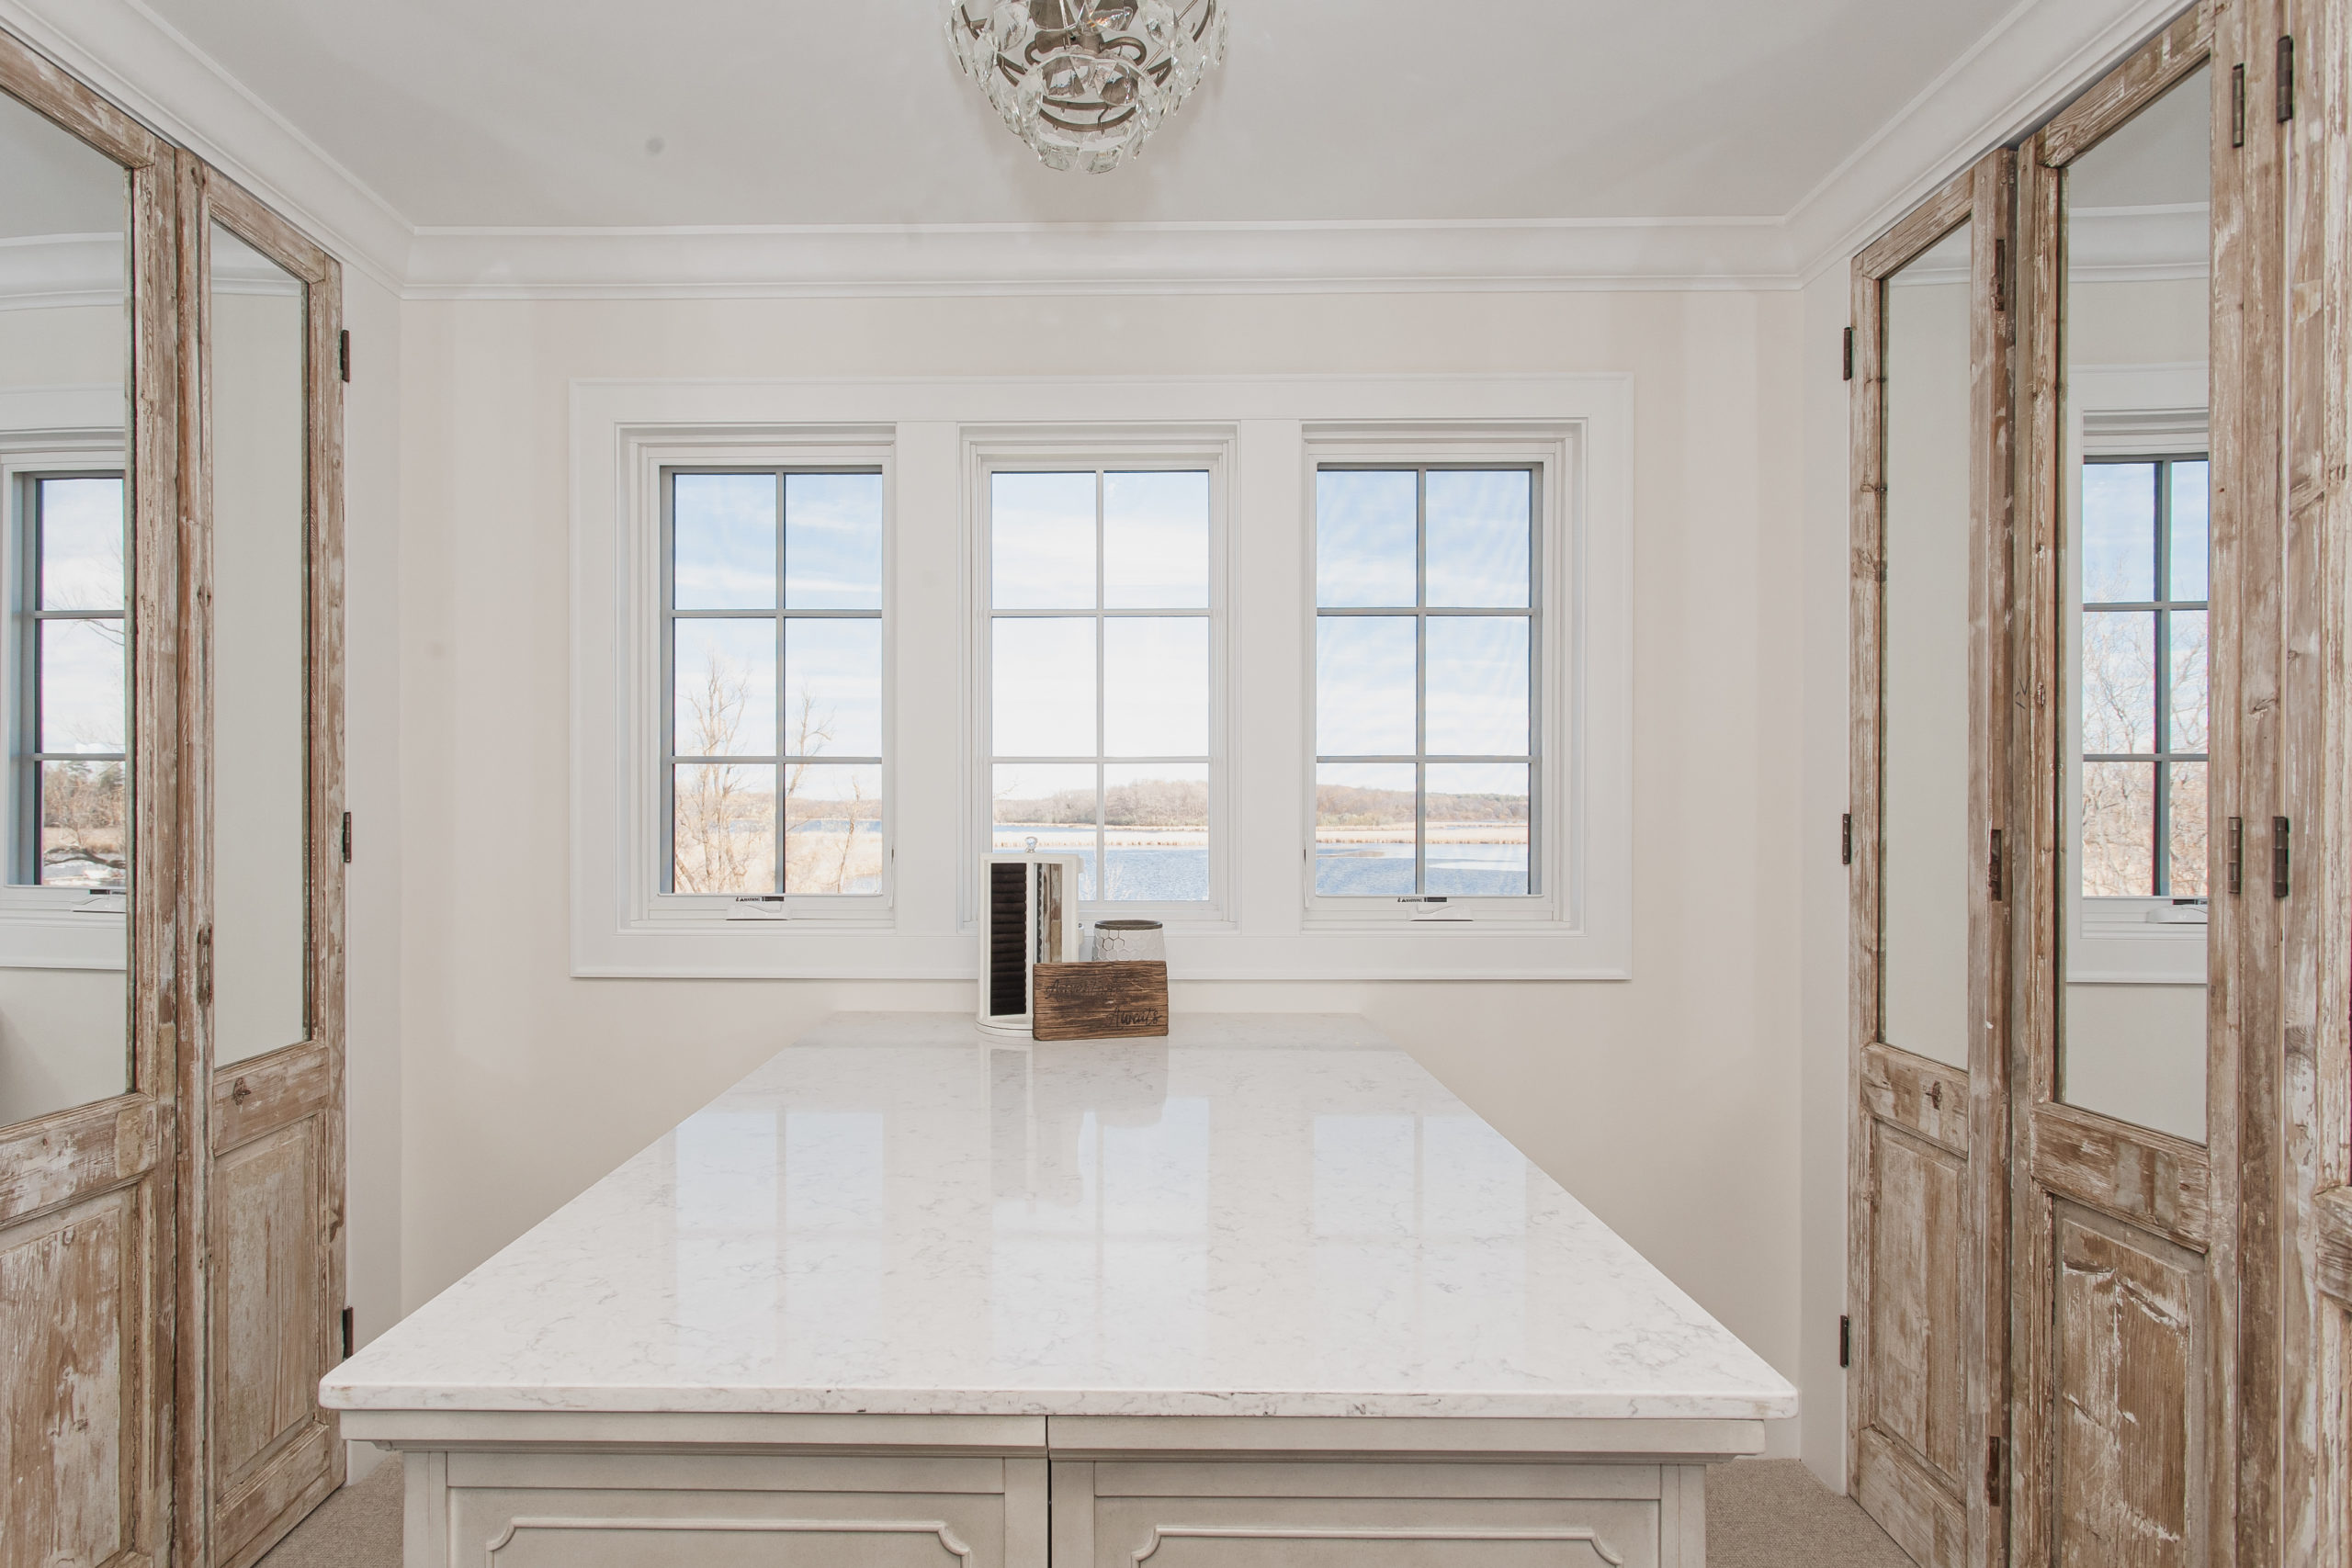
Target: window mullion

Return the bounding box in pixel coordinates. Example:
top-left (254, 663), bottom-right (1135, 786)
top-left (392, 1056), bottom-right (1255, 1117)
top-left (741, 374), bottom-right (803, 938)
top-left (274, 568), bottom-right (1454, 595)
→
top-left (1415, 468), bottom-right (1428, 897)
top-left (774, 470), bottom-right (787, 895)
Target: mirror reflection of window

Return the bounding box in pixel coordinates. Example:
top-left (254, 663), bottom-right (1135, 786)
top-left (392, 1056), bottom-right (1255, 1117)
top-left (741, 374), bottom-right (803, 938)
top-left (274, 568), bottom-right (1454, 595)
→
top-left (1878, 220), bottom-right (1973, 1072)
top-left (2058, 63), bottom-right (2211, 1144)
top-left (0, 86), bottom-right (132, 1132)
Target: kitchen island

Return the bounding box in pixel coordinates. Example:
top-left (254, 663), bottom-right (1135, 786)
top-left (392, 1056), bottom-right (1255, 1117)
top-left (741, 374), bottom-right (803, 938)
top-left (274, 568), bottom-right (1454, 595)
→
top-left (326, 1014), bottom-right (1794, 1566)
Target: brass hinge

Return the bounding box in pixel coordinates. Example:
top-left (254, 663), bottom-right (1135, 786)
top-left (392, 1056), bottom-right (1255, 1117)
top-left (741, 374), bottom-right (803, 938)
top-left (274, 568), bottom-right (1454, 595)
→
top-left (1839, 1314), bottom-right (1851, 1368)
top-left (195, 924), bottom-right (212, 1008)
top-left (1988, 828), bottom-right (2004, 901)
top-left (1992, 237), bottom-right (2007, 312)
top-left (342, 810), bottom-right (354, 864)
top-left (1841, 813), bottom-right (1853, 866)
top-left (2274, 816), bottom-right (2290, 897)
top-left (2278, 36), bottom-right (2296, 121)
top-left (2233, 63), bottom-right (2247, 147)
top-left (340, 1306), bottom-right (354, 1360)
top-left (338, 329), bottom-right (351, 383)
top-left (2228, 816), bottom-right (2244, 895)
top-left (1986, 1435), bottom-right (2004, 1506)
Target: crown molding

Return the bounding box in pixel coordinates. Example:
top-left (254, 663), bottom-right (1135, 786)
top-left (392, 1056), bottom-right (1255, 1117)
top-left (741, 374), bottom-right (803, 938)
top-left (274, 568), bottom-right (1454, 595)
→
top-left (0, 0), bottom-right (412, 292)
top-left (0, 0), bottom-right (2180, 301)
top-left (1786, 0), bottom-right (2190, 281)
top-left (401, 218), bottom-right (1803, 300)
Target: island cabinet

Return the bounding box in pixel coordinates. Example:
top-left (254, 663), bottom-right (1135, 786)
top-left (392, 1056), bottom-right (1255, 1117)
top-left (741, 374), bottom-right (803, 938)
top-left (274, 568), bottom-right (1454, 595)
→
top-left (327, 1015), bottom-right (1793, 1567)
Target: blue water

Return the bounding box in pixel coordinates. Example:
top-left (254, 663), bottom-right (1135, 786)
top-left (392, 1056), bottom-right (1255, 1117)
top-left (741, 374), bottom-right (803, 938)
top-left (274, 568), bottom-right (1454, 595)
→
top-left (990, 830), bottom-right (1529, 900)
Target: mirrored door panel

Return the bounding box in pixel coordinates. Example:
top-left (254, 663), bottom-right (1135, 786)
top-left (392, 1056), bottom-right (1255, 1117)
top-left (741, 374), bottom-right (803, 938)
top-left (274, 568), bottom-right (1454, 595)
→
top-left (1881, 219), bottom-right (1976, 1070)
top-left (208, 220), bottom-right (308, 1067)
top-left (2058, 62), bottom-right (2212, 1143)
top-left (0, 85), bottom-right (131, 1130)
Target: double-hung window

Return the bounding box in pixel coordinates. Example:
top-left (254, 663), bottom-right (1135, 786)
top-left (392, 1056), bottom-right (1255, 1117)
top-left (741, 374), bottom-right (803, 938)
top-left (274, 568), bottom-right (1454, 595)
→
top-left (2077, 454), bottom-right (2209, 899)
top-left (10, 466), bottom-right (127, 891)
top-left (662, 468), bottom-right (885, 900)
top-left (1312, 466), bottom-right (1537, 902)
top-left (984, 466), bottom-right (1215, 907)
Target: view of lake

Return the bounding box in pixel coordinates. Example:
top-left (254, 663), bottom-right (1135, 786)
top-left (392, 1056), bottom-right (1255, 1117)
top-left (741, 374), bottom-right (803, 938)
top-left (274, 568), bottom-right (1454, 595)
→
top-left (992, 824), bottom-right (1531, 900)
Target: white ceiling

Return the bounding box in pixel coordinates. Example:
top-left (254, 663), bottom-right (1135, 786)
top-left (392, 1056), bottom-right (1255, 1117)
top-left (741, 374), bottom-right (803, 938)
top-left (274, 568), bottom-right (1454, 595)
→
top-left (135, 0), bottom-right (2024, 230)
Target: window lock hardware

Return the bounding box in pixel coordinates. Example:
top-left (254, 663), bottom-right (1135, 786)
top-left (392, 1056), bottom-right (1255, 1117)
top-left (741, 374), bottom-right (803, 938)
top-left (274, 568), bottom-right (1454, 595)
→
top-left (341, 811), bottom-right (353, 864)
top-left (2233, 64), bottom-right (2247, 147)
top-left (2228, 816), bottom-right (2243, 895)
top-left (2278, 36), bottom-right (2295, 122)
top-left (2274, 816), bottom-right (2290, 898)
top-left (1842, 812), bottom-right (1853, 866)
top-left (1842, 326), bottom-right (1854, 381)
top-left (1988, 828), bottom-right (2003, 902)
top-left (1839, 1314), bottom-right (1851, 1368)
top-left (338, 329), bottom-right (351, 383)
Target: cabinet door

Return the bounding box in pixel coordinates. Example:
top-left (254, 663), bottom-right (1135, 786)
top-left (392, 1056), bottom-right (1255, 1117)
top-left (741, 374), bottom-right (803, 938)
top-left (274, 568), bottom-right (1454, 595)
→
top-left (183, 169), bottom-right (345, 1568)
top-left (1847, 149), bottom-right (2015, 1568)
top-left (0, 38), bottom-right (181, 1568)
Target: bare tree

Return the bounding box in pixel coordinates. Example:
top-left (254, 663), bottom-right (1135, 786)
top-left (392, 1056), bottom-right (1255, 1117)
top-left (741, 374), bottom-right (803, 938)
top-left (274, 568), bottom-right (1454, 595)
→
top-left (673, 652), bottom-right (771, 893)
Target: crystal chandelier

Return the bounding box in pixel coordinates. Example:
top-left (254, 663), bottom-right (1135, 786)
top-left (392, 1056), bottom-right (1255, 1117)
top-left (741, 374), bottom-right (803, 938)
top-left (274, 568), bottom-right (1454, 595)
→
top-left (947, 0), bottom-right (1229, 175)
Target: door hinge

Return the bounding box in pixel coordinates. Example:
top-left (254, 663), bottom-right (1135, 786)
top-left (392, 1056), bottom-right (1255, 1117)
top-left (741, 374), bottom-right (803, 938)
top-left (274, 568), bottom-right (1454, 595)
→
top-left (1988, 828), bottom-right (2004, 901)
top-left (2278, 36), bottom-right (2296, 121)
top-left (2228, 816), bottom-right (2244, 895)
top-left (195, 924), bottom-right (213, 1008)
top-left (338, 329), bottom-right (351, 383)
top-left (340, 1305), bottom-right (354, 1360)
top-left (1986, 1435), bottom-right (2004, 1506)
top-left (2233, 63), bottom-right (2248, 147)
top-left (1992, 237), bottom-right (2007, 312)
top-left (1839, 1314), bottom-right (1851, 1368)
top-left (1842, 326), bottom-right (1854, 381)
top-left (342, 810), bottom-right (354, 863)
top-left (1841, 812), bottom-right (1853, 865)
top-left (2274, 816), bottom-right (2290, 897)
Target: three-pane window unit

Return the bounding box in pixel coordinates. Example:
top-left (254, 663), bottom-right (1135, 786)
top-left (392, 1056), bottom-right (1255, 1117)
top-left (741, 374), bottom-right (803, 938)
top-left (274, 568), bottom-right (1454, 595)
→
top-left (662, 468), bottom-right (885, 897)
top-left (986, 468), bottom-right (1213, 904)
top-left (1313, 467), bottom-right (1538, 898)
top-left (2077, 455), bottom-right (2210, 898)
top-left (13, 471), bottom-right (128, 889)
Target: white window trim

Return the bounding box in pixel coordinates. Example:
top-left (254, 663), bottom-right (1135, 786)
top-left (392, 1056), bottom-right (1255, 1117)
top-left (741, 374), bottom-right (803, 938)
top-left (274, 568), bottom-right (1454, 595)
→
top-left (652, 448), bottom-right (897, 925)
top-left (2065, 363), bottom-right (2208, 986)
top-left (967, 427), bottom-right (1234, 927)
top-left (1300, 427), bottom-right (1570, 930)
top-left (572, 375), bottom-right (1633, 980)
top-left (0, 430), bottom-right (129, 971)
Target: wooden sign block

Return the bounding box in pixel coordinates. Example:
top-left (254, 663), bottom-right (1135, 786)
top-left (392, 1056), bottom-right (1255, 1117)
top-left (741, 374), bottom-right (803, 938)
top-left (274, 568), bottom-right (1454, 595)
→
top-left (1031, 961), bottom-right (1170, 1041)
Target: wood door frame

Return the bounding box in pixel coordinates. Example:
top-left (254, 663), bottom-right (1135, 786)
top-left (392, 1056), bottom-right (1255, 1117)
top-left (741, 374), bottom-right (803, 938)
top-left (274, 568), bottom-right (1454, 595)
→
top-left (2280, 0), bottom-right (2352, 1560)
top-left (173, 163), bottom-right (346, 1568)
top-left (1847, 146), bottom-right (2017, 1568)
top-left (0, 22), bottom-right (183, 1568)
top-left (2005, 7), bottom-right (2250, 1567)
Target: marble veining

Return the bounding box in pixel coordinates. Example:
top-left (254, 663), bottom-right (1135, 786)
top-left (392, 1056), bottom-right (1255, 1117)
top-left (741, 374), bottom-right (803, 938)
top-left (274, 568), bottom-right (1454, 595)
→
top-left (325, 1013), bottom-right (1796, 1422)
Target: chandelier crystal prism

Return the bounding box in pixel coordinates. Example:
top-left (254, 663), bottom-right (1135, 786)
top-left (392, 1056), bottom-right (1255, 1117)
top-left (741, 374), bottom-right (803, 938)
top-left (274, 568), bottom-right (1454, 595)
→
top-left (947, 0), bottom-right (1228, 174)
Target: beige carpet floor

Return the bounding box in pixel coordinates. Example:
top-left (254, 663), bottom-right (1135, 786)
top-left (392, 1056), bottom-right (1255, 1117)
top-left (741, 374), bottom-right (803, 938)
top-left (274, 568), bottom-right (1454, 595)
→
top-left (261, 1455), bottom-right (1912, 1568)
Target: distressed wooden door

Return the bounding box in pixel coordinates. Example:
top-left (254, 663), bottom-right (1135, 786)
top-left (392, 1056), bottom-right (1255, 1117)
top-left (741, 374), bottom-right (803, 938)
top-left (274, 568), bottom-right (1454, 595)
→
top-left (0, 31), bottom-right (183, 1568)
top-left (175, 164), bottom-right (346, 1568)
top-left (1847, 148), bottom-right (2016, 1568)
top-left (2007, 8), bottom-right (2257, 1567)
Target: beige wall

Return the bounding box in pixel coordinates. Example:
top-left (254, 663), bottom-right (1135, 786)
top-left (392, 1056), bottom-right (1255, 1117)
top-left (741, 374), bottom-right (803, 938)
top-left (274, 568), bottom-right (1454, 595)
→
top-left (388, 287), bottom-right (1811, 1455)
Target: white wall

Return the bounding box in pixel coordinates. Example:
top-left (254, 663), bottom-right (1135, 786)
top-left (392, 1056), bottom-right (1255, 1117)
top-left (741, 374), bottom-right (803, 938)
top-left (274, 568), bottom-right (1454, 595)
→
top-left (391, 287), bottom-right (1811, 1455)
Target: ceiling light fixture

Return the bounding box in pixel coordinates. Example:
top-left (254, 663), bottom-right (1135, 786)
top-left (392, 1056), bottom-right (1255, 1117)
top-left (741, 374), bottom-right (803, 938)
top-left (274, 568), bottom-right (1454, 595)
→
top-left (947, 0), bottom-right (1228, 175)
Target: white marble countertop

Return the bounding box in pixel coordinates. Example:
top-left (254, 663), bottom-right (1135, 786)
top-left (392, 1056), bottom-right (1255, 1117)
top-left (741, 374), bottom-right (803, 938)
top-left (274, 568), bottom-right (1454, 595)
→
top-left (325, 1014), bottom-right (1796, 1423)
